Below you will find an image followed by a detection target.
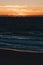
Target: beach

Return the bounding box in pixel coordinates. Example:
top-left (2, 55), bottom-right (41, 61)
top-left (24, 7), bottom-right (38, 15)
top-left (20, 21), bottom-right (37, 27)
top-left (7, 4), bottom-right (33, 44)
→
top-left (0, 49), bottom-right (43, 65)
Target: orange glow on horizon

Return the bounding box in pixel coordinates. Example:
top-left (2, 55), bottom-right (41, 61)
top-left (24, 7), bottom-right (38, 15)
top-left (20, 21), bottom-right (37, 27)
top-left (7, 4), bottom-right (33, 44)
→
top-left (0, 5), bottom-right (43, 16)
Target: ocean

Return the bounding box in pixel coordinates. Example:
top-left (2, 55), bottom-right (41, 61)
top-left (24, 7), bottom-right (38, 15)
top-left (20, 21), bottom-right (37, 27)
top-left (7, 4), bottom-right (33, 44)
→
top-left (0, 16), bottom-right (43, 53)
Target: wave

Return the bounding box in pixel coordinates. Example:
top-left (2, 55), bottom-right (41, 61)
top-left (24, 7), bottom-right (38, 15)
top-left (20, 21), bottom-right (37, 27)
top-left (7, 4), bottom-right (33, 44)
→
top-left (0, 34), bottom-right (43, 53)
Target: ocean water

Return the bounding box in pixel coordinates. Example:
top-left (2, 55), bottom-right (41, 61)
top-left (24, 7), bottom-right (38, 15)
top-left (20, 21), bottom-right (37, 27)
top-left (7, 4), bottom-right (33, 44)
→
top-left (0, 16), bottom-right (43, 53)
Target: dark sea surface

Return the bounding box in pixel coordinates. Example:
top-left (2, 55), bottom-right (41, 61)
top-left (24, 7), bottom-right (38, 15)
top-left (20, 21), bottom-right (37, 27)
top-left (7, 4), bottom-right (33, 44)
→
top-left (0, 16), bottom-right (43, 53)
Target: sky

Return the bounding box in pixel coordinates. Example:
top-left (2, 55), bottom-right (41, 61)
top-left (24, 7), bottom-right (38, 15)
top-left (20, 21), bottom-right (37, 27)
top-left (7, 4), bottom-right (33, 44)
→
top-left (0, 0), bottom-right (43, 16)
top-left (0, 0), bottom-right (43, 6)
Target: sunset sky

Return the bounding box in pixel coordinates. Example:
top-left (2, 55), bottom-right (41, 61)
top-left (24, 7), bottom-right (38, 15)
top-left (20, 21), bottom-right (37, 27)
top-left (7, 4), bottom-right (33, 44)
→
top-left (0, 0), bottom-right (43, 16)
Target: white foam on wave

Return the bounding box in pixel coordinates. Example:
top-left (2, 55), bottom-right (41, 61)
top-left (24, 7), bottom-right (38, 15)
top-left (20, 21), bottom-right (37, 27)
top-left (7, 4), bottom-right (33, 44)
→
top-left (0, 34), bottom-right (43, 41)
top-left (0, 35), bottom-right (31, 39)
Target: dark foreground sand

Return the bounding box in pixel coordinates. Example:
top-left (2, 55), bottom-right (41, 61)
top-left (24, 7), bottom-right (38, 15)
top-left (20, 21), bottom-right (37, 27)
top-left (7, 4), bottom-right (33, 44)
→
top-left (0, 48), bottom-right (43, 65)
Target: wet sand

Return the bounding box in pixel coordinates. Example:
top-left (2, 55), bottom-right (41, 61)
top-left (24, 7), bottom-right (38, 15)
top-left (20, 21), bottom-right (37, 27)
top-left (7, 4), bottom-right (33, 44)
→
top-left (0, 48), bottom-right (43, 65)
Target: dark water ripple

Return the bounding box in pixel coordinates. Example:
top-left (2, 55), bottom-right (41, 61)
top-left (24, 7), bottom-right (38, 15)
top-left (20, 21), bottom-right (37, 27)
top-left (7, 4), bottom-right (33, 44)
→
top-left (0, 34), bottom-right (43, 53)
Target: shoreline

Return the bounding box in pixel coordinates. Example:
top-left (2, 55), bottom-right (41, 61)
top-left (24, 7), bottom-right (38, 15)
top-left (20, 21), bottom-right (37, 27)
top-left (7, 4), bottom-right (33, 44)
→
top-left (0, 48), bottom-right (42, 53)
top-left (0, 48), bottom-right (43, 65)
top-left (0, 49), bottom-right (43, 65)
